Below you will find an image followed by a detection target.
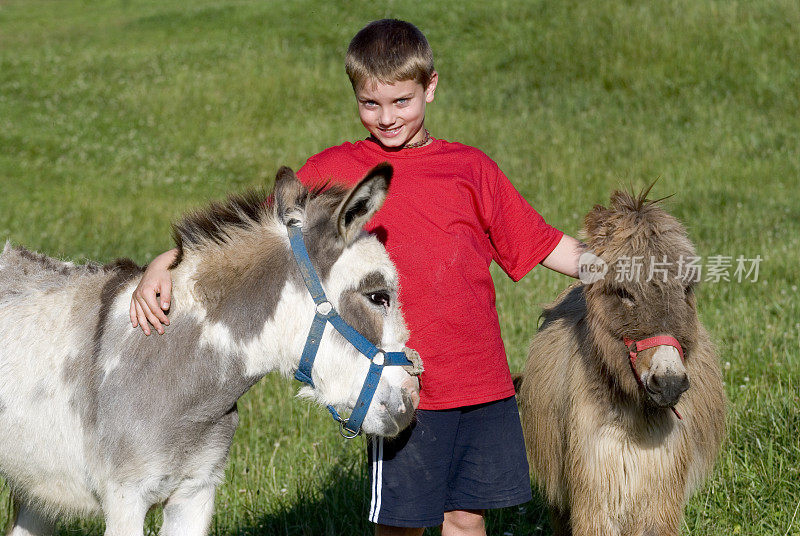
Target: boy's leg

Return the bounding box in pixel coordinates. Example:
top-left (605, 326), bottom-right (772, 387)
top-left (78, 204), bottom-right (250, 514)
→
top-left (367, 409), bottom-right (459, 529)
top-left (442, 509), bottom-right (485, 536)
top-left (442, 396), bottom-right (532, 530)
top-left (375, 509), bottom-right (486, 536)
top-left (369, 396), bottom-right (529, 533)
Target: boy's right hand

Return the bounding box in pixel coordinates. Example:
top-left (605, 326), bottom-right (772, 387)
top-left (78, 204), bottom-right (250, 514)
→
top-left (130, 248), bottom-right (177, 335)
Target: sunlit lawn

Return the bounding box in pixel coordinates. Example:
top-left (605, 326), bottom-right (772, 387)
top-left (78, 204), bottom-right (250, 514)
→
top-left (1, 1), bottom-right (798, 534)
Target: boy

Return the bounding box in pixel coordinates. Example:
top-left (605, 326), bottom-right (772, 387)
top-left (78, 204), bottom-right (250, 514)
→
top-left (131, 19), bottom-right (583, 536)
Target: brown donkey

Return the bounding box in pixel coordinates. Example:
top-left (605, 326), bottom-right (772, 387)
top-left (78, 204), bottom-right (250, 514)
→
top-left (518, 188), bottom-right (726, 536)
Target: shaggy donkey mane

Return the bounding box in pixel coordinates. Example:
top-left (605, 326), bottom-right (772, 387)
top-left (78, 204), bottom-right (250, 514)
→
top-left (172, 188), bottom-right (270, 252)
top-left (169, 181), bottom-right (348, 268)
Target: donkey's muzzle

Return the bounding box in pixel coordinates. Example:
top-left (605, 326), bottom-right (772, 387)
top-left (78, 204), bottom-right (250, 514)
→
top-left (646, 372), bottom-right (690, 407)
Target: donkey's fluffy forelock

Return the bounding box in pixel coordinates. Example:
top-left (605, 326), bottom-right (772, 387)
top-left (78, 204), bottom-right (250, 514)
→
top-left (582, 185), bottom-right (696, 290)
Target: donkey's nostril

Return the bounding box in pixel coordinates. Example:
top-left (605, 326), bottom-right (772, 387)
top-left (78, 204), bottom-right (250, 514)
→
top-left (402, 376), bottom-right (420, 394)
top-left (649, 373), bottom-right (663, 392)
top-left (400, 382), bottom-right (420, 411)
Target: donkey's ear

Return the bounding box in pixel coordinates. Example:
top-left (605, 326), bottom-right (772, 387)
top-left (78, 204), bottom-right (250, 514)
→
top-left (336, 163), bottom-right (393, 244)
top-left (274, 166), bottom-right (305, 225)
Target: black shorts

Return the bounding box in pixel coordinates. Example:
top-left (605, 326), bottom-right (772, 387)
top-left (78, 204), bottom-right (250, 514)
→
top-left (366, 395), bottom-right (532, 527)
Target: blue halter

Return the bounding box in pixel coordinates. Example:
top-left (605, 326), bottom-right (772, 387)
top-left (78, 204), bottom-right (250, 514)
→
top-left (287, 222), bottom-right (413, 438)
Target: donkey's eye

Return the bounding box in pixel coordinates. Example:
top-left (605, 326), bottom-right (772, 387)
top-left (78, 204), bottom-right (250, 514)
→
top-left (615, 287), bottom-right (635, 306)
top-left (366, 291), bottom-right (391, 308)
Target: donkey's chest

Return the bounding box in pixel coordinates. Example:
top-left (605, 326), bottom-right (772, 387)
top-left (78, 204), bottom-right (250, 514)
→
top-left (575, 418), bottom-right (687, 517)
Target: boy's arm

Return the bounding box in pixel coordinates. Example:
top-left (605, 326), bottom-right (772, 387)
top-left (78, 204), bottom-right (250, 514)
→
top-left (129, 248), bottom-right (178, 335)
top-left (541, 234), bottom-right (584, 278)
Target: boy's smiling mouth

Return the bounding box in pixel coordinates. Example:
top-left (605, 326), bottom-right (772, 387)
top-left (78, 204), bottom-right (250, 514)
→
top-left (379, 126), bottom-right (403, 137)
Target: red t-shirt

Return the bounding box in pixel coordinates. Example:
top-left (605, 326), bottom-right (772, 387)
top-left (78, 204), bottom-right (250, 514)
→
top-left (297, 137), bottom-right (563, 410)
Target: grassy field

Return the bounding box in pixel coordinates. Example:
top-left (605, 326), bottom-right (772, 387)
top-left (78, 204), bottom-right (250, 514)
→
top-left (1, 0), bottom-right (799, 534)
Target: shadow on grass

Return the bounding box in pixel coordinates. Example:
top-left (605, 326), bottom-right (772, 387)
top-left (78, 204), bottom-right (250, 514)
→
top-left (3, 470), bottom-right (552, 536)
top-left (225, 458), bottom-right (374, 536)
top-left (223, 460), bottom-right (553, 536)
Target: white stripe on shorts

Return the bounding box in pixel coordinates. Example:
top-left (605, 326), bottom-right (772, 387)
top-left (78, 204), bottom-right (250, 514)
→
top-left (369, 437), bottom-right (384, 522)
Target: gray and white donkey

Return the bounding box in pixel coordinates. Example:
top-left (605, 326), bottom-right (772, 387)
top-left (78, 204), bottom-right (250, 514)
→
top-left (0, 164), bottom-right (422, 536)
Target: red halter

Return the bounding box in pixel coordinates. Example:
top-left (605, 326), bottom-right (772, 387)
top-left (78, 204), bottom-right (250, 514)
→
top-left (623, 335), bottom-right (685, 420)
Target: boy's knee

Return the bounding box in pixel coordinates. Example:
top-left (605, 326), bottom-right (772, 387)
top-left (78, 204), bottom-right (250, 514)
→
top-left (443, 509), bottom-right (485, 535)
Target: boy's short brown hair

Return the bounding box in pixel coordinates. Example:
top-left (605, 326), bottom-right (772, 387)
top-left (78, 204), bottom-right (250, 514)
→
top-left (346, 19), bottom-right (434, 91)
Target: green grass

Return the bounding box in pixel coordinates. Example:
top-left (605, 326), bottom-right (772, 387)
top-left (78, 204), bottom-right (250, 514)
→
top-left (1, 0), bottom-right (799, 534)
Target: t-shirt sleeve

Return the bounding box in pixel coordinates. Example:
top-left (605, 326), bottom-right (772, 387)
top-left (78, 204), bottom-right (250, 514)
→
top-left (481, 158), bottom-right (564, 281)
top-left (295, 157), bottom-right (328, 190)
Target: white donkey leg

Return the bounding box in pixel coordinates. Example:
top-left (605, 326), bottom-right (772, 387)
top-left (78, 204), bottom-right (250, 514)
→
top-left (160, 485), bottom-right (216, 536)
top-left (7, 498), bottom-right (55, 536)
top-left (102, 484), bottom-right (148, 536)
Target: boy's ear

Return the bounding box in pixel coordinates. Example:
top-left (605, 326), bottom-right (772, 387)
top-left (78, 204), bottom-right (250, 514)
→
top-left (425, 71), bottom-right (438, 103)
top-left (337, 163), bottom-right (393, 244)
top-left (274, 167), bottom-right (305, 225)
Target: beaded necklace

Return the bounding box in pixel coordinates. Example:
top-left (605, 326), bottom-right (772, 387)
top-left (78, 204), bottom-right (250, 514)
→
top-left (402, 128), bottom-right (431, 149)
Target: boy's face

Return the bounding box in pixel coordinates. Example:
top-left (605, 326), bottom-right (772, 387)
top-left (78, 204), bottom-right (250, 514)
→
top-left (355, 73), bottom-right (438, 149)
